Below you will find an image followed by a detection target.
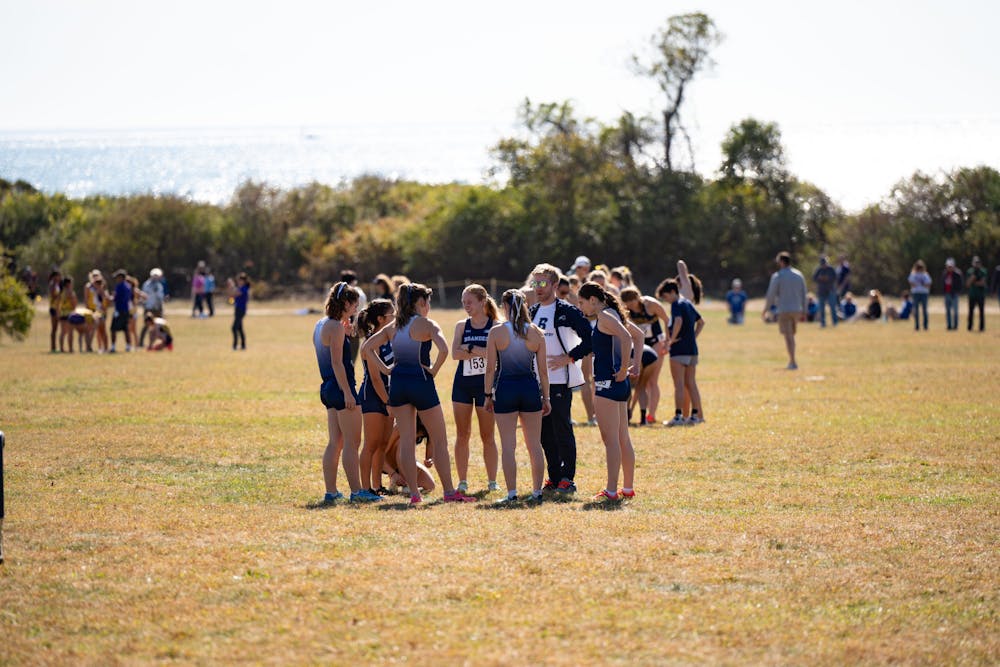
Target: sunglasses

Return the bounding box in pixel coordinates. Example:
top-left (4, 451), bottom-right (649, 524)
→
top-left (529, 280), bottom-right (550, 288)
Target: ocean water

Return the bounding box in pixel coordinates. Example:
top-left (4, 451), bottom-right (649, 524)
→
top-left (0, 123), bottom-right (505, 203)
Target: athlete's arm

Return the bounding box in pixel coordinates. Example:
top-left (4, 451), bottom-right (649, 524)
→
top-left (328, 320), bottom-right (357, 410)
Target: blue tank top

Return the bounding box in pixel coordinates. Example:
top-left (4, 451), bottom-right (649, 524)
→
top-left (392, 319), bottom-right (432, 377)
top-left (455, 317), bottom-right (493, 380)
top-left (313, 317), bottom-right (352, 382)
top-left (498, 322), bottom-right (536, 378)
top-left (592, 309), bottom-right (623, 381)
top-left (363, 341), bottom-right (394, 388)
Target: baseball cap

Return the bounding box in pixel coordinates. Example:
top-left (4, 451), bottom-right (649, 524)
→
top-left (945, 258), bottom-right (955, 267)
top-left (571, 255), bottom-right (591, 270)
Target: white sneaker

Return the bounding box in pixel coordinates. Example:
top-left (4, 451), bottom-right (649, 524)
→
top-left (586, 418), bottom-right (598, 427)
top-left (664, 415), bottom-right (687, 427)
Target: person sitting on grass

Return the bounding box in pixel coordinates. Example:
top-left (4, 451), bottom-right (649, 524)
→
top-left (383, 417), bottom-right (436, 496)
top-left (144, 312), bottom-right (174, 350)
top-left (886, 291), bottom-right (913, 321)
top-left (855, 290), bottom-right (884, 321)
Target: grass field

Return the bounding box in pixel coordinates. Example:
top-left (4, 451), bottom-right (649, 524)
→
top-left (1, 298), bottom-right (998, 665)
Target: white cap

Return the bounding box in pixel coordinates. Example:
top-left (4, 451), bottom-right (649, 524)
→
top-left (945, 258), bottom-right (955, 267)
top-left (150, 268), bottom-right (163, 278)
top-left (732, 278), bottom-right (742, 288)
top-left (572, 255), bottom-right (591, 269)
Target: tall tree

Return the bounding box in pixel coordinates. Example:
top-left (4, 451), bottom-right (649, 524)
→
top-left (631, 13), bottom-right (722, 172)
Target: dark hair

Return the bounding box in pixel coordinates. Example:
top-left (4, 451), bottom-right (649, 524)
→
top-left (340, 270), bottom-right (358, 285)
top-left (238, 272), bottom-right (251, 285)
top-left (611, 265), bottom-right (632, 286)
top-left (355, 298), bottom-right (394, 337)
top-left (395, 282), bottom-right (432, 328)
top-left (656, 278), bottom-right (679, 297)
top-left (619, 286), bottom-right (641, 303)
top-left (777, 251), bottom-right (792, 267)
top-left (373, 273), bottom-right (394, 296)
top-left (688, 273), bottom-right (703, 304)
top-left (501, 289), bottom-right (530, 338)
top-left (557, 275), bottom-right (570, 288)
top-left (578, 281), bottom-right (627, 321)
top-left (325, 281), bottom-right (360, 319)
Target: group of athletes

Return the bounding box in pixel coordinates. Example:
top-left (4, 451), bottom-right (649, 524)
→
top-left (312, 258), bottom-right (704, 506)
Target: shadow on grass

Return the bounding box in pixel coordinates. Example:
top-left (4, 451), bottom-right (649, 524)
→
top-left (581, 498), bottom-right (626, 511)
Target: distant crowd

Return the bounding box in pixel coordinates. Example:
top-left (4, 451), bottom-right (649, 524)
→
top-left (39, 261), bottom-right (251, 354)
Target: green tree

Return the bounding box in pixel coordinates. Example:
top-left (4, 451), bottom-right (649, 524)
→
top-left (631, 12), bottom-right (723, 172)
top-left (0, 244), bottom-right (33, 341)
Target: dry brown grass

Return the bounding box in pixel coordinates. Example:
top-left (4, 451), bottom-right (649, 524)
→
top-left (1, 299), bottom-right (997, 665)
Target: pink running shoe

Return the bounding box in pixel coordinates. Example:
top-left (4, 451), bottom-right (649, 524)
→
top-left (443, 490), bottom-right (477, 503)
top-left (410, 494), bottom-right (423, 505)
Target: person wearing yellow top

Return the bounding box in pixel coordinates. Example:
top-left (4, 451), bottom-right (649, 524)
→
top-left (57, 277), bottom-right (78, 353)
top-left (144, 312), bottom-right (173, 351)
top-left (84, 271), bottom-right (111, 353)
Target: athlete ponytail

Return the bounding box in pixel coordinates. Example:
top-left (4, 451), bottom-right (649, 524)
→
top-left (501, 289), bottom-right (531, 338)
top-left (578, 281), bottom-right (627, 322)
top-left (356, 298), bottom-right (394, 338)
top-left (394, 282), bottom-right (432, 329)
top-left (463, 284), bottom-right (501, 323)
top-left (325, 281), bottom-right (360, 319)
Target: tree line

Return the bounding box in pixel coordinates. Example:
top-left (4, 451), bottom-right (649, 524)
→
top-left (2, 13), bottom-right (998, 311)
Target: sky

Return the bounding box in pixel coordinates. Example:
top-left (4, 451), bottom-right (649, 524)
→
top-left (2, 0), bottom-right (998, 210)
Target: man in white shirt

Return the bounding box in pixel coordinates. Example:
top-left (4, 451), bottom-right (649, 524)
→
top-left (529, 263), bottom-right (594, 494)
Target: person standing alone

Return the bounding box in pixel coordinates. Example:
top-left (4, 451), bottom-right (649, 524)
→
top-left (966, 256), bottom-right (987, 332)
top-left (813, 256), bottom-right (839, 327)
top-left (763, 252), bottom-right (807, 370)
top-left (942, 258), bottom-right (963, 330)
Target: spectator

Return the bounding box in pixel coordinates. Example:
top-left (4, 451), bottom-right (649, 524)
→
top-left (191, 263), bottom-right (206, 318)
top-left (886, 291), bottom-right (913, 321)
top-left (725, 278), bottom-right (747, 324)
top-left (568, 255), bottom-right (591, 282)
top-left (806, 294), bottom-right (818, 322)
top-left (839, 292), bottom-right (858, 320)
top-left (857, 290), bottom-right (883, 320)
top-left (908, 260), bottom-right (932, 331)
top-left (139, 268), bottom-right (165, 347)
top-left (992, 262), bottom-right (1000, 312)
top-left (836, 255), bottom-right (851, 298)
top-left (763, 251), bottom-right (807, 370)
top-left (941, 258), bottom-right (963, 330)
top-left (813, 256), bottom-right (839, 327)
top-left (203, 268), bottom-right (216, 317)
top-left (966, 256), bottom-right (987, 332)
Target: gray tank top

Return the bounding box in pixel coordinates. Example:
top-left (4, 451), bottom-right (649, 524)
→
top-left (498, 322), bottom-right (535, 378)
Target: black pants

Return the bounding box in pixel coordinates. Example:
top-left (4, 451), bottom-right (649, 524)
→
top-left (232, 311), bottom-right (246, 349)
top-left (205, 293), bottom-right (215, 317)
top-left (968, 294), bottom-right (985, 331)
top-left (540, 384), bottom-right (576, 482)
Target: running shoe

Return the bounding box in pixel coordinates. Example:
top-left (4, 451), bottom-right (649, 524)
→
top-left (687, 415), bottom-right (705, 425)
top-left (542, 479), bottom-right (558, 492)
top-left (664, 415), bottom-right (687, 427)
top-left (645, 415), bottom-right (656, 425)
top-left (524, 493), bottom-right (544, 505)
top-left (593, 489), bottom-right (620, 501)
top-left (443, 490), bottom-right (477, 503)
top-left (487, 481), bottom-right (500, 492)
top-left (494, 495), bottom-right (519, 506)
top-left (349, 489), bottom-right (383, 503)
top-left (586, 418), bottom-right (598, 427)
top-left (556, 479), bottom-right (576, 495)
top-left (322, 491), bottom-right (344, 504)
top-left (410, 494), bottom-right (423, 506)
top-left (618, 488), bottom-right (636, 498)
top-left (456, 481), bottom-right (469, 493)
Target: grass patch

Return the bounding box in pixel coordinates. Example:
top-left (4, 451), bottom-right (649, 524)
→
top-left (0, 300), bottom-right (997, 664)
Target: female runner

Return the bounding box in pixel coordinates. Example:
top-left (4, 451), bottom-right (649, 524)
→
top-left (577, 282), bottom-right (642, 500)
top-left (451, 284), bottom-right (500, 493)
top-left (483, 290), bottom-right (550, 504)
top-left (361, 283), bottom-right (476, 505)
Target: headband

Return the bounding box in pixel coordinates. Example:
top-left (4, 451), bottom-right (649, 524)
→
top-left (335, 282), bottom-right (346, 299)
top-left (511, 292), bottom-right (523, 314)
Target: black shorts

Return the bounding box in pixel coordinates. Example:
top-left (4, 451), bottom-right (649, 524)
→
top-left (111, 312), bottom-right (130, 332)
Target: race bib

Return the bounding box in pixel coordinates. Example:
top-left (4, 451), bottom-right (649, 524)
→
top-left (463, 356), bottom-right (487, 376)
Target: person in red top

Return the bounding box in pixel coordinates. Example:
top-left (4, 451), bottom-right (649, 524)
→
top-left (941, 258), bottom-right (964, 330)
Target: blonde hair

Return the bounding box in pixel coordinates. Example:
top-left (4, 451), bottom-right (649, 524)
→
top-left (462, 284), bottom-right (500, 322)
top-left (530, 263), bottom-right (561, 283)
